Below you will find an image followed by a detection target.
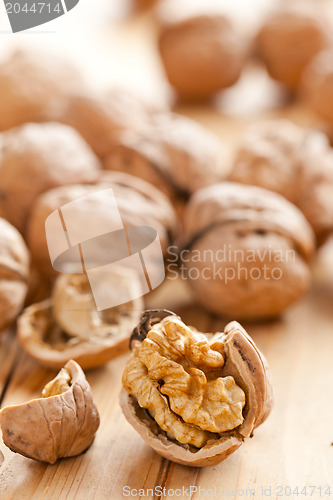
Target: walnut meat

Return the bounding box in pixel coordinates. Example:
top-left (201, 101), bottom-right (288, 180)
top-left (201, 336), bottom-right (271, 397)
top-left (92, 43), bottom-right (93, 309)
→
top-left (230, 120), bottom-right (333, 243)
top-left (303, 49), bottom-right (333, 127)
top-left (104, 113), bottom-right (228, 200)
top-left (158, 15), bottom-right (247, 100)
top-left (181, 182), bottom-right (315, 320)
top-left (0, 218), bottom-right (30, 332)
top-left (0, 122), bottom-right (101, 234)
top-left (27, 171), bottom-right (177, 278)
top-left (120, 310), bottom-right (273, 466)
top-left (18, 272), bottom-right (143, 370)
top-left (0, 46), bottom-right (81, 131)
top-left (256, 6), bottom-right (330, 90)
top-left (0, 360), bottom-right (100, 464)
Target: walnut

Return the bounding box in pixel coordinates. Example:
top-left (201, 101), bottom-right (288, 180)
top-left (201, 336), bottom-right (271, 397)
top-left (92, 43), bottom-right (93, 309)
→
top-left (120, 310), bottom-right (273, 466)
top-left (0, 46), bottom-right (81, 131)
top-left (181, 182), bottom-right (315, 320)
top-left (0, 122), bottom-right (101, 234)
top-left (303, 49), bottom-right (333, 127)
top-left (18, 272), bottom-right (143, 370)
top-left (27, 171), bottom-right (177, 278)
top-left (230, 120), bottom-right (333, 243)
top-left (104, 112), bottom-right (228, 200)
top-left (256, 6), bottom-right (330, 90)
top-left (0, 360), bottom-right (99, 464)
top-left (0, 218), bottom-right (30, 332)
top-left (158, 13), bottom-right (247, 101)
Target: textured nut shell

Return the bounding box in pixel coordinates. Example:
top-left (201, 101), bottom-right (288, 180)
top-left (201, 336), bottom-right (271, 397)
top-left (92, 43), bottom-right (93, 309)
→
top-left (256, 7), bottom-right (329, 89)
top-left (18, 293), bottom-right (143, 370)
top-left (120, 321), bottom-right (273, 466)
top-left (0, 218), bottom-right (30, 331)
top-left (230, 120), bottom-right (333, 242)
top-left (0, 360), bottom-right (99, 464)
top-left (159, 15), bottom-right (246, 100)
top-left (182, 182), bottom-right (315, 320)
top-left (105, 112), bottom-right (228, 198)
top-left (0, 47), bottom-right (81, 131)
top-left (303, 49), bottom-right (333, 126)
top-left (0, 122), bottom-right (101, 234)
top-left (27, 171), bottom-right (177, 278)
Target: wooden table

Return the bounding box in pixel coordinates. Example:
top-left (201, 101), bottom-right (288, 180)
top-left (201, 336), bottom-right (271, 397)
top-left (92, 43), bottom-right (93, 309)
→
top-left (1, 1), bottom-right (333, 498)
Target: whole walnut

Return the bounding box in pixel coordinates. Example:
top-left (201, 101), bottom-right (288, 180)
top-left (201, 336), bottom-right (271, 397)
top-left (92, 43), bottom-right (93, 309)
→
top-left (180, 182), bottom-right (315, 320)
top-left (0, 360), bottom-right (100, 464)
top-left (230, 120), bottom-right (333, 243)
top-left (27, 171), bottom-right (177, 278)
top-left (104, 112), bottom-right (228, 200)
top-left (0, 122), bottom-right (101, 234)
top-left (256, 6), bottom-right (330, 90)
top-left (0, 46), bottom-right (81, 131)
top-left (158, 14), bottom-right (247, 101)
top-left (0, 218), bottom-right (30, 332)
top-left (303, 49), bottom-right (333, 126)
top-left (120, 310), bottom-right (273, 466)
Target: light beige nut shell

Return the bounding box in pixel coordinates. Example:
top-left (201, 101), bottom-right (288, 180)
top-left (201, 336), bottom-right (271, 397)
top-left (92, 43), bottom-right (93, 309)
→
top-left (0, 46), bottom-right (81, 131)
top-left (0, 122), bottom-right (101, 234)
top-left (27, 171), bottom-right (177, 278)
top-left (0, 218), bottom-right (30, 332)
top-left (158, 15), bottom-right (246, 100)
top-left (0, 360), bottom-right (99, 464)
top-left (18, 291), bottom-right (143, 370)
top-left (120, 321), bottom-right (273, 467)
top-left (181, 182), bottom-right (315, 320)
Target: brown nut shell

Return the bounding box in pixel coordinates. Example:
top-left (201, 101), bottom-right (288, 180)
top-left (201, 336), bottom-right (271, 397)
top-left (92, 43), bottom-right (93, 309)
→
top-left (181, 182), bottom-right (315, 320)
top-left (17, 272), bottom-right (143, 370)
top-left (0, 218), bottom-right (30, 332)
top-left (120, 316), bottom-right (273, 467)
top-left (0, 360), bottom-right (99, 464)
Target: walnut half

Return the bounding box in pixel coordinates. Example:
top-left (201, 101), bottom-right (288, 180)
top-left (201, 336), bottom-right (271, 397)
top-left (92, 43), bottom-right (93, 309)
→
top-left (120, 311), bottom-right (273, 467)
top-left (0, 360), bottom-right (100, 464)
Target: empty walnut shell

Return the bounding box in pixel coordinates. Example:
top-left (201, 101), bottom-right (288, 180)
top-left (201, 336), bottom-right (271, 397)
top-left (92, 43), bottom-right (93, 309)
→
top-left (181, 182), bottom-right (315, 320)
top-left (256, 6), bottom-right (330, 90)
top-left (120, 311), bottom-right (273, 467)
top-left (0, 46), bottom-right (81, 131)
top-left (0, 122), bottom-right (101, 234)
top-left (230, 120), bottom-right (333, 243)
top-left (0, 218), bottom-right (30, 332)
top-left (17, 272), bottom-right (143, 370)
top-left (303, 49), bottom-right (333, 127)
top-left (104, 113), bottom-right (228, 200)
top-left (158, 14), bottom-right (247, 100)
top-left (0, 360), bottom-right (99, 464)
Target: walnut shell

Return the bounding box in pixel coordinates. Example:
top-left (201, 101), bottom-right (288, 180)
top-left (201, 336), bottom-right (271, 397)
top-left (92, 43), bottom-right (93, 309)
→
top-left (230, 120), bottom-right (333, 243)
top-left (303, 49), bottom-right (333, 127)
top-left (104, 112), bottom-right (228, 200)
top-left (120, 311), bottom-right (273, 467)
top-left (181, 182), bottom-right (315, 320)
top-left (18, 272), bottom-right (143, 370)
top-left (0, 46), bottom-right (81, 131)
top-left (0, 122), bottom-right (101, 234)
top-left (256, 6), bottom-right (330, 90)
top-left (27, 171), bottom-right (177, 278)
top-left (0, 218), bottom-right (30, 332)
top-left (0, 360), bottom-right (99, 464)
top-left (158, 15), bottom-right (247, 100)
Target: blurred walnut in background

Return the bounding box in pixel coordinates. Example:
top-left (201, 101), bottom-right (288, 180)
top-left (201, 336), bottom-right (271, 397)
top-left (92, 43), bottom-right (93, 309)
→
top-left (0, 46), bottom-right (82, 131)
top-left (0, 218), bottom-right (30, 332)
top-left (158, 14), bottom-right (247, 101)
top-left (230, 120), bottom-right (333, 244)
top-left (181, 183), bottom-right (315, 321)
top-left (256, 5), bottom-right (331, 91)
top-left (0, 122), bottom-right (101, 234)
